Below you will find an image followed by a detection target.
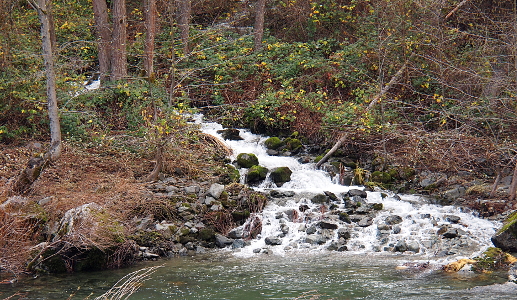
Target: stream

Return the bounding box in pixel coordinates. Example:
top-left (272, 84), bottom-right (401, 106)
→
top-left (1, 116), bottom-right (515, 299)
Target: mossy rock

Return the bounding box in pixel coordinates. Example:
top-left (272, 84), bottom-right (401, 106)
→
top-left (314, 155), bottom-right (324, 163)
top-left (399, 167), bottom-right (416, 180)
top-left (217, 164), bottom-right (240, 184)
top-left (387, 168), bottom-right (400, 180)
top-left (284, 138), bottom-right (302, 153)
top-left (492, 211), bottom-right (517, 252)
top-left (35, 248), bottom-right (67, 273)
top-left (473, 247), bottom-right (517, 272)
top-left (371, 203), bottom-right (384, 211)
top-left (74, 247), bottom-right (109, 272)
top-left (343, 161), bottom-right (357, 169)
top-left (221, 199), bottom-right (238, 208)
top-left (197, 228), bottom-right (216, 242)
top-left (246, 165), bottom-right (269, 183)
top-left (270, 167), bottom-right (293, 187)
top-left (264, 137), bottom-right (284, 150)
top-left (371, 171), bottom-right (393, 184)
top-left (236, 153), bottom-right (259, 168)
top-left (352, 168), bottom-right (366, 185)
top-left (339, 212), bottom-right (351, 223)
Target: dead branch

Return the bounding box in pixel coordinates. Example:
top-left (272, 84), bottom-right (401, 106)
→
top-left (315, 134), bottom-right (348, 169)
top-left (445, 0), bottom-right (471, 20)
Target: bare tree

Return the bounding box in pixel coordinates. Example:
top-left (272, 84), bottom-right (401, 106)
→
top-left (253, 0), bottom-right (266, 51)
top-left (144, 0), bottom-right (157, 80)
top-left (111, 0), bottom-right (127, 81)
top-left (92, 0), bottom-right (111, 83)
top-left (178, 0), bottom-right (191, 55)
top-left (12, 0), bottom-right (61, 194)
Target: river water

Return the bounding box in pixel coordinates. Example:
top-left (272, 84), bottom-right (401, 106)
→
top-left (1, 117), bottom-right (515, 299)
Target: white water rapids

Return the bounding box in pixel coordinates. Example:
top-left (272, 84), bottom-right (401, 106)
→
top-left (197, 116), bottom-right (499, 262)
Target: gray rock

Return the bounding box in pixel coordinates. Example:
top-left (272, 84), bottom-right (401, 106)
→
top-left (215, 234), bottom-right (234, 248)
top-left (392, 226), bottom-right (402, 234)
top-left (232, 239), bottom-right (246, 249)
top-left (445, 215), bottom-right (461, 224)
top-left (306, 225), bottom-right (317, 234)
top-left (305, 234), bottom-right (326, 245)
top-left (217, 128), bottom-right (243, 140)
top-left (385, 215), bottom-right (403, 225)
top-left (337, 228), bottom-right (351, 239)
top-left (348, 189), bottom-right (367, 198)
top-left (208, 183), bottom-right (225, 199)
top-left (492, 213), bottom-right (517, 252)
top-left (394, 240), bottom-right (408, 252)
top-left (509, 263), bottom-right (517, 283)
top-left (311, 194), bottom-right (329, 204)
top-left (184, 185), bottom-right (200, 194)
top-left (38, 196), bottom-right (54, 206)
top-left (357, 216), bottom-right (373, 227)
top-left (442, 187), bottom-right (466, 200)
top-left (442, 227), bottom-right (461, 239)
top-left (228, 227), bottom-right (244, 239)
top-left (204, 196), bottom-right (216, 205)
top-left (265, 236), bottom-right (282, 245)
top-left (406, 241), bottom-right (420, 252)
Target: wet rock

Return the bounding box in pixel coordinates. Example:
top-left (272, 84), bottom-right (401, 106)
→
top-left (492, 212), bottom-right (517, 252)
top-left (355, 206), bottom-right (371, 215)
top-left (270, 190), bottom-right (296, 198)
top-left (228, 227), bottom-right (243, 239)
top-left (509, 263), bottom-right (517, 283)
top-left (265, 236), bottom-right (282, 245)
top-left (445, 215), bottom-right (461, 224)
top-left (338, 212), bottom-right (351, 223)
top-left (441, 227), bottom-right (462, 239)
top-left (284, 209), bottom-right (299, 222)
top-left (337, 228), bottom-right (351, 239)
top-left (299, 204), bottom-right (310, 212)
top-left (270, 167), bottom-right (293, 187)
top-left (246, 165), bottom-right (269, 184)
top-left (318, 221), bottom-right (338, 230)
top-left (442, 187), bottom-right (466, 201)
top-left (371, 203), bottom-right (383, 211)
top-left (311, 194), bottom-right (329, 204)
top-left (392, 226), bottom-right (401, 234)
top-left (348, 189), bottom-right (367, 198)
top-left (306, 225), bottom-right (317, 235)
top-left (264, 137), bottom-right (284, 150)
top-left (395, 240), bottom-right (408, 252)
top-left (232, 239), bottom-right (246, 249)
top-left (385, 215), bottom-right (403, 225)
top-left (215, 234), bottom-right (234, 248)
top-left (305, 234), bottom-right (326, 245)
top-left (236, 153), bottom-right (259, 168)
top-left (377, 224), bottom-right (390, 231)
top-left (217, 128), bottom-right (243, 140)
top-left (324, 191), bottom-right (339, 202)
top-left (280, 224), bottom-right (290, 235)
top-left (357, 216), bottom-right (373, 227)
top-left (406, 241), bottom-right (420, 252)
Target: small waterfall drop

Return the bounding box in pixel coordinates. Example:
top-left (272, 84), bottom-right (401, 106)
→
top-left (197, 116), bottom-right (499, 260)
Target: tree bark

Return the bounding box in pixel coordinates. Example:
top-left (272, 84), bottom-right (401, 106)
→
top-left (178, 0), bottom-right (191, 55)
top-left (12, 0), bottom-right (61, 194)
top-left (111, 0), bottom-right (127, 81)
top-left (92, 0), bottom-right (111, 83)
top-left (509, 161), bottom-right (517, 201)
top-left (253, 0), bottom-right (266, 51)
top-left (144, 0), bottom-right (157, 80)
top-left (315, 134), bottom-right (348, 169)
top-left (37, 0), bottom-right (61, 161)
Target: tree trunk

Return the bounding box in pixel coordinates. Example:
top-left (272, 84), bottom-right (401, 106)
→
top-left (144, 0), bottom-right (157, 80)
top-left (178, 0), bottom-right (191, 55)
top-left (92, 0), bottom-right (111, 83)
top-left (12, 0), bottom-right (61, 194)
top-left (37, 0), bottom-right (61, 161)
top-left (315, 134), bottom-right (348, 169)
top-left (509, 161), bottom-right (517, 201)
top-left (111, 0), bottom-right (127, 81)
top-left (253, 0), bottom-right (266, 51)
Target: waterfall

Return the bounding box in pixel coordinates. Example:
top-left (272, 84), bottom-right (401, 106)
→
top-left (196, 116), bottom-right (499, 260)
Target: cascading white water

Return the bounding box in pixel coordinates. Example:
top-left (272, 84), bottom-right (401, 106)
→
top-left (197, 116), bottom-right (499, 260)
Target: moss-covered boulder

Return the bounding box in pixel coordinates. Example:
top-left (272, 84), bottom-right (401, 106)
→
top-left (371, 171), bottom-right (393, 183)
top-left (236, 153), bottom-right (259, 168)
top-left (264, 137), bottom-right (284, 150)
top-left (270, 167), bottom-right (293, 187)
top-left (491, 211), bottom-right (517, 252)
top-left (246, 165), bottom-right (269, 184)
top-left (284, 138), bottom-right (302, 153)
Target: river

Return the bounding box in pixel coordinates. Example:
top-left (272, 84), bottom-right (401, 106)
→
top-left (1, 116), bottom-right (514, 299)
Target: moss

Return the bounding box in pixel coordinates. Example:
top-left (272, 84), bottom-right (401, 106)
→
top-left (219, 191), bottom-right (229, 201)
top-left (473, 247), bottom-right (516, 272)
top-left (399, 167), bottom-right (416, 180)
top-left (264, 137), bottom-right (284, 150)
top-left (246, 165), bottom-right (269, 183)
top-left (371, 203), bottom-right (383, 210)
top-left (314, 155), bottom-right (324, 163)
top-left (371, 171), bottom-right (393, 183)
top-left (197, 228), bottom-right (216, 241)
top-left (37, 248), bottom-right (67, 273)
top-left (353, 168), bottom-right (366, 185)
top-left (284, 138), bottom-right (302, 152)
top-left (232, 210), bottom-right (250, 222)
top-left (75, 247), bottom-right (108, 272)
top-left (236, 153), bottom-right (259, 168)
top-left (497, 211), bottom-right (517, 235)
top-left (270, 167), bottom-right (293, 185)
top-left (339, 212), bottom-right (351, 223)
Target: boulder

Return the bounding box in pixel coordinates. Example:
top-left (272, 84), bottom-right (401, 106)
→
top-left (265, 236), bottom-right (282, 245)
top-left (215, 234), bottom-right (234, 248)
top-left (492, 212), bottom-right (517, 252)
top-left (311, 194), bottom-right (329, 204)
top-left (305, 234), bottom-right (326, 245)
top-left (264, 137), bottom-right (284, 150)
top-left (217, 128), bottom-right (243, 140)
top-left (208, 183), bottom-right (225, 199)
top-left (385, 215), bottom-right (403, 225)
top-left (246, 165), bottom-right (269, 184)
top-left (270, 167), bottom-right (292, 187)
top-left (348, 189), bottom-right (367, 198)
top-left (236, 153), bottom-right (259, 168)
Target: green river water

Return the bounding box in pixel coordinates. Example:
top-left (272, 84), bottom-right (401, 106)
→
top-left (1, 251), bottom-right (514, 300)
